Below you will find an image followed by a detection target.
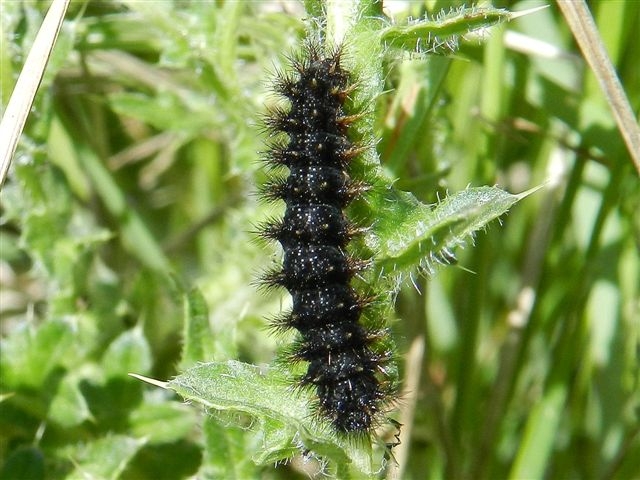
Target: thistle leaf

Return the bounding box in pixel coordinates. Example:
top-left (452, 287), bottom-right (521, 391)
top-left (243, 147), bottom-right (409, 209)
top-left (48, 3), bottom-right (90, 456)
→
top-left (167, 361), bottom-right (377, 475)
top-left (380, 5), bottom-right (512, 54)
top-left (370, 186), bottom-right (538, 280)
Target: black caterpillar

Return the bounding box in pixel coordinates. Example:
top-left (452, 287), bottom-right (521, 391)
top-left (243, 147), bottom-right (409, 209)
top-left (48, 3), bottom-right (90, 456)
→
top-left (259, 43), bottom-right (397, 435)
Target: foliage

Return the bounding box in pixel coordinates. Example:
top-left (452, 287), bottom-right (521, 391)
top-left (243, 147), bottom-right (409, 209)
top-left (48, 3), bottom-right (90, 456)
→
top-left (1, 0), bottom-right (638, 479)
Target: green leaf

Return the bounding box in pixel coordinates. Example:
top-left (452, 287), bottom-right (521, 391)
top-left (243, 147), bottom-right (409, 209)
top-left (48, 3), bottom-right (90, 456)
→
top-left (198, 416), bottom-right (262, 480)
top-left (168, 361), bottom-right (377, 475)
top-left (179, 287), bottom-right (215, 370)
top-left (0, 318), bottom-right (75, 389)
top-left (510, 384), bottom-right (567, 479)
top-left (75, 145), bottom-right (171, 274)
top-left (102, 326), bottom-right (153, 379)
top-left (62, 435), bottom-right (146, 480)
top-left (370, 186), bottom-right (532, 279)
top-left (168, 360), bottom-right (308, 437)
top-left (108, 92), bottom-right (213, 132)
top-left (16, 164), bottom-right (73, 274)
top-left (48, 371), bottom-right (93, 428)
top-left (129, 400), bottom-right (197, 445)
top-left (380, 5), bottom-right (511, 54)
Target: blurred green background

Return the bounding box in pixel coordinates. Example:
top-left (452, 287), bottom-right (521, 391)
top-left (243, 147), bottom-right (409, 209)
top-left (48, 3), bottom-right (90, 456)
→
top-left (1, 1), bottom-right (638, 479)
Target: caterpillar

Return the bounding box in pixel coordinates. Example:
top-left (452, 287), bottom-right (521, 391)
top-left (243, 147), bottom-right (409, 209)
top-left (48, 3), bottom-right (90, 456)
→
top-left (258, 42), bottom-right (398, 435)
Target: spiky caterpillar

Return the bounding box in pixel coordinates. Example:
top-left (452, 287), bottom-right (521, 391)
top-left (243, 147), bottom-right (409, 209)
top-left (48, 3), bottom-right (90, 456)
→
top-left (259, 43), bottom-right (397, 435)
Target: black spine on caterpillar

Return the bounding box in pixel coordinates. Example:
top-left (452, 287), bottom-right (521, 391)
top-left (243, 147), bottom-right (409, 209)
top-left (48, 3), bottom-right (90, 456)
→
top-left (259, 43), bottom-right (397, 435)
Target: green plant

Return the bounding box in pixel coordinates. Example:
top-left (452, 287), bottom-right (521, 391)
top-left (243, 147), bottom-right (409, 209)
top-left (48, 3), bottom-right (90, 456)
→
top-left (1, 1), bottom-right (638, 479)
